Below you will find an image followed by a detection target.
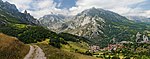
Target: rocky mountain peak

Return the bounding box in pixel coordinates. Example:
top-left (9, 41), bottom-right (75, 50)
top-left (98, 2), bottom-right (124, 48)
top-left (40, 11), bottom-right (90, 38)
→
top-left (78, 7), bottom-right (106, 16)
top-left (39, 14), bottom-right (66, 23)
top-left (38, 14), bottom-right (67, 31)
top-left (0, 0), bottom-right (37, 25)
top-left (2, 1), bottom-right (18, 12)
top-left (24, 10), bottom-right (28, 14)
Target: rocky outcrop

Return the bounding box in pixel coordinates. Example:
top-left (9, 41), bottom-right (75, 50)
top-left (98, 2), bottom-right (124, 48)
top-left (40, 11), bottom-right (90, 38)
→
top-left (39, 14), bottom-right (67, 31)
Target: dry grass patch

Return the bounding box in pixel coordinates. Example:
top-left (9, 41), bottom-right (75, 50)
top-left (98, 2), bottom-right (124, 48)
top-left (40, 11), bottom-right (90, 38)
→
top-left (0, 33), bottom-right (30, 59)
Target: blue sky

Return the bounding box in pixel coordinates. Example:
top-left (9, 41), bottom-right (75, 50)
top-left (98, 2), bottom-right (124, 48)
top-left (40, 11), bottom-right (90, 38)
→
top-left (54, 0), bottom-right (76, 9)
top-left (135, 0), bottom-right (150, 10)
top-left (2, 0), bottom-right (150, 18)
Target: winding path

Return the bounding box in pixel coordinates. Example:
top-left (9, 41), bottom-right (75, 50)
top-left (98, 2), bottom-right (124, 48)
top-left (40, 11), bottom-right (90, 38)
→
top-left (24, 45), bottom-right (46, 59)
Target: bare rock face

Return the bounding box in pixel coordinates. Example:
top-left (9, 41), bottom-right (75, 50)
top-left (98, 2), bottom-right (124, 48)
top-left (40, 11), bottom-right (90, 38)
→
top-left (24, 10), bottom-right (28, 14)
top-left (0, 1), bottom-right (19, 13)
top-left (143, 35), bottom-right (149, 42)
top-left (38, 14), bottom-right (67, 32)
top-left (136, 32), bottom-right (142, 42)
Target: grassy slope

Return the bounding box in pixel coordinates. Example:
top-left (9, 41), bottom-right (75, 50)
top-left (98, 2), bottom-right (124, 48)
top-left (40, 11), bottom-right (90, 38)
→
top-left (0, 10), bottom-right (21, 24)
top-left (0, 23), bottom-right (93, 59)
top-left (0, 33), bottom-right (30, 59)
top-left (37, 43), bottom-right (96, 59)
top-left (61, 41), bottom-right (89, 53)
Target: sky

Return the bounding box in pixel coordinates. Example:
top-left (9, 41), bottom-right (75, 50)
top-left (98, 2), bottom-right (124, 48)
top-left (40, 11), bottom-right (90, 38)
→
top-left (2, 0), bottom-right (150, 19)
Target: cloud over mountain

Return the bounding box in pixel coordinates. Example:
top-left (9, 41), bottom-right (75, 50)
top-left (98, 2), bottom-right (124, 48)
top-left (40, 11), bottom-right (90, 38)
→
top-left (2, 0), bottom-right (150, 18)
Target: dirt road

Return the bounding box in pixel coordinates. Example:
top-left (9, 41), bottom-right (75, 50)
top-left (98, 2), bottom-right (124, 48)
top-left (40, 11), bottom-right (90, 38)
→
top-left (24, 45), bottom-right (46, 59)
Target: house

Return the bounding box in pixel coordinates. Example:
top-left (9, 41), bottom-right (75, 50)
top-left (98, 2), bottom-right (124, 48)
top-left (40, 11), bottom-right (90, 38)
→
top-left (89, 45), bottom-right (100, 52)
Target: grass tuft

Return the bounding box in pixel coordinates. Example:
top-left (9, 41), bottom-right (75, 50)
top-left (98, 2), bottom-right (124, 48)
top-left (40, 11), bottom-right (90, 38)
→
top-left (0, 33), bottom-right (30, 59)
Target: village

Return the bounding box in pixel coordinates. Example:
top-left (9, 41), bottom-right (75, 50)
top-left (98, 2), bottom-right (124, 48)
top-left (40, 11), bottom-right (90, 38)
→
top-left (88, 32), bottom-right (150, 58)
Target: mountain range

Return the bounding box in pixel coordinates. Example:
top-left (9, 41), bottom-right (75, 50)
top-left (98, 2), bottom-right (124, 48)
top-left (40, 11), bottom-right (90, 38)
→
top-left (1, 0), bottom-right (150, 59)
top-left (39, 7), bottom-right (150, 47)
top-left (0, 1), bottom-right (95, 59)
top-left (126, 16), bottom-right (150, 23)
top-left (1, 0), bottom-right (150, 47)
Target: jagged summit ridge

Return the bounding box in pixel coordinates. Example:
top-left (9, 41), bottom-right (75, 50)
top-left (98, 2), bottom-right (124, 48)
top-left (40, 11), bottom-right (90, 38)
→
top-left (0, 0), bottom-right (37, 25)
top-left (0, 1), bottom-right (19, 13)
top-left (78, 7), bottom-right (107, 16)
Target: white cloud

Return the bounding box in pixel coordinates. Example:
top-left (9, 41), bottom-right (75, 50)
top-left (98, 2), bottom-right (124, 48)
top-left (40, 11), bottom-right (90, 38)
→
top-left (2, 0), bottom-right (150, 18)
top-left (127, 10), bottom-right (150, 17)
top-left (69, 0), bottom-right (149, 17)
top-left (2, 0), bottom-right (69, 19)
top-left (3, 0), bottom-right (32, 10)
top-left (28, 8), bottom-right (69, 19)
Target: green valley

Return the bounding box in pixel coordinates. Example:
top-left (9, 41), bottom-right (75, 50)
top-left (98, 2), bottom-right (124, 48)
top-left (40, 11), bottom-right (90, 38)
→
top-left (1, 0), bottom-right (150, 59)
